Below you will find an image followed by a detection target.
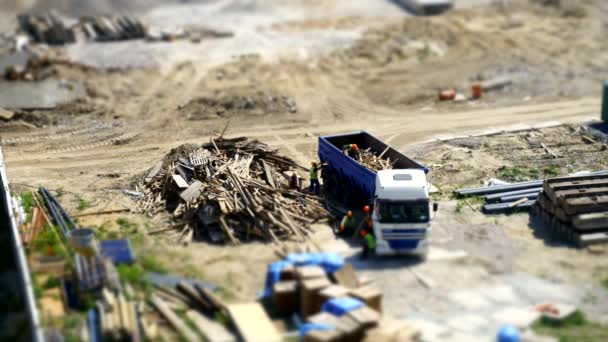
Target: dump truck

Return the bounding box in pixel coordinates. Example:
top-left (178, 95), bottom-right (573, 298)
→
top-left (318, 131), bottom-right (437, 256)
top-left (395, 0), bottom-right (454, 15)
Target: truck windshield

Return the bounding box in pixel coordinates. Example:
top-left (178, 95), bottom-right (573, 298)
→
top-left (376, 200), bottom-right (429, 223)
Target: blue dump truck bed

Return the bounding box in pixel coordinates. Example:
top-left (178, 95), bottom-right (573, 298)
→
top-left (318, 131), bottom-right (427, 206)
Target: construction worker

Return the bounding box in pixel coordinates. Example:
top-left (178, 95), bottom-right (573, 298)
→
top-left (342, 144), bottom-right (360, 160)
top-left (360, 229), bottom-right (376, 259)
top-left (309, 161), bottom-right (321, 194)
top-left (337, 210), bottom-right (357, 235)
top-left (353, 205), bottom-right (373, 238)
top-left (289, 172), bottom-right (301, 191)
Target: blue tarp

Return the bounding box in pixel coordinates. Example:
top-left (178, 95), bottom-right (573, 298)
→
top-left (321, 297), bottom-right (364, 317)
top-left (299, 323), bottom-right (335, 338)
top-left (99, 239), bottom-right (135, 264)
top-left (286, 253), bottom-right (344, 274)
top-left (263, 253), bottom-right (345, 298)
top-left (263, 261), bottom-right (293, 297)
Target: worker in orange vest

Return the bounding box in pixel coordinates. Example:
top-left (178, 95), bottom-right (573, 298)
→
top-left (353, 205), bottom-right (373, 238)
top-left (342, 144), bottom-right (360, 160)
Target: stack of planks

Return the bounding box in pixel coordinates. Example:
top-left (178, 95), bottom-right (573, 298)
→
top-left (534, 173), bottom-right (608, 246)
top-left (97, 288), bottom-right (141, 341)
top-left (138, 137), bottom-right (333, 245)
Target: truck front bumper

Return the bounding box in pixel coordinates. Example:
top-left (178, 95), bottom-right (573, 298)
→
top-left (375, 238), bottom-right (429, 256)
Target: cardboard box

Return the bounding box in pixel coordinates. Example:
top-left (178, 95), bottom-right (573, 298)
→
top-left (349, 285), bottom-right (383, 313)
top-left (301, 277), bottom-right (331, 318)
top-left (272, 281), bottom-right (298, 316)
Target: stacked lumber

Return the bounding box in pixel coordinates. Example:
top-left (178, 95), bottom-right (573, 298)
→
top-left (80, 15), bottom-right (147, 42)
top-left (149, 282), bottom-right (237, 342)
top-left (17, 11), bottom-right (76, 45)
top-left (358, 148), bottom-right (393, 171)
top-left (138, 137), bottom-right (333, 245)
top-left (97, 288), bottom-right (141, 341)
top-left (534, 173), bottom-right (608, 246)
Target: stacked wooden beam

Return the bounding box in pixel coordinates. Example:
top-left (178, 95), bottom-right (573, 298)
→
top-left (97, 288), bottom-right (141, 341)
top-left (138, 137), bottom-right (333, 245)
top-left (17, 12), bottom-right (76, 45)
top-left (80, 15), bottom-right (147, 42)
top-left (534, 173), bottom-right (608, 246)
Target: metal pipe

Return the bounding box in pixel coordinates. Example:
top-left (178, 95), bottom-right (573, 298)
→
top-left (485, 188), bottom-right (543, 202)
top-left (499, 192), bottom-right (540, 203)
top-left (482, 200), bottom-right (535, 214)
top-left (457, 180), bottom-right (543, 197)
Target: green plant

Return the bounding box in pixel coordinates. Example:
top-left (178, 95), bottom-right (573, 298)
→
top-left (497, 166), bottom-right (540, 182)
top-left (455, 200), bottom-right (464, 213)
top-left (602, 278), bottom-right (608, 290)
top-left (76, 198), bottom-right (91, 211)
top-left (30, 226), bottom-right (66, 258)
top-left (139, 253), bottom-right (168, 274)
top-left (20, 192), bottom-right (36, 223)
top-left (532, 310), bottom-right (608, 342)
top-left (42, 276), bottom-right (60, 290)
top-left (543, 164), bottom-right (561, 178)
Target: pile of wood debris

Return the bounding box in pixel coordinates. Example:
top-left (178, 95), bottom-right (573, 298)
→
top-left (137, 137), bottom-right (333, 245)
top-left (359, 149), bottom-right (394, 171)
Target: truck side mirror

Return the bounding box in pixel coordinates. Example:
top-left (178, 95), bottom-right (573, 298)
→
top-left (433, 203), bottom-right (439, 212)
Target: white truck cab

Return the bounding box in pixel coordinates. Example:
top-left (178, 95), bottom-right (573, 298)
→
top-left (372, 169), bottom-right (436, 256)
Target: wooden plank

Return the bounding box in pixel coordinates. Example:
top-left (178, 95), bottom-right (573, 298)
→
top-left (172, 174), bottom-right (190, 189)
top-left (150, 294), bottom-right (199, 342)
top-left (573, 212), bottom-right (608, 230)
top-left (227, 303), bottom-right (282, 342)
top-left (544, 175), bottom-right (608, 201)
top-left (219, 216), bottom-right (239, 245)
top-left (186, 310), bottom-right (236, 342)
top-left (563, 195), bottom-right (608, 216)
top-left (261, 160), bottom-right (276, 189)
top-left (145, 161), bottom-right (163, 183)
top-left (578, 232), bottom-right (608, 246)
top-left (540, 142), bottom-right (559, 158)
top-left (332, 263), bottom-right (359, 288)
top-left (179, 180), bottom-right (203, 202)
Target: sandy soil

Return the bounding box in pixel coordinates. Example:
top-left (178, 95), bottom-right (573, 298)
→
top-left (1, 0), bottom-right (608, 337)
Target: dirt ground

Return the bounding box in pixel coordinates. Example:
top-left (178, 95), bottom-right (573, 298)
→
top-left (2, 0), bottom-right (608, 339)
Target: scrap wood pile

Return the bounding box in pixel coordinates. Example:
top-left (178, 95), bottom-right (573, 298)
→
top-left (138, 137), bottom-right (333, 245)
top-left (358, 148), bottom-right (394, 171)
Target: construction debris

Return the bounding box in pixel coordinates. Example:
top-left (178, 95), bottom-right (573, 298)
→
top-left (358, 148), bottom-right (394, 171)
top-left (137, 137), bottom-right (332, 244)
top-left (534, 173), bottom-right (608, 247)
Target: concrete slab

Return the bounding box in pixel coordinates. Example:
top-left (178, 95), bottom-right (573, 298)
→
top-left (491, 307), bottom-right (541, 329)
top-left (427, 247), bottom-right (467, 261)
top-left (446, 313), bottom-right (489, 334)
top-left (448, 289), bottom-right (492, 310)
top-left (479, 285), bottom-right (521, 306)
